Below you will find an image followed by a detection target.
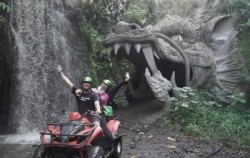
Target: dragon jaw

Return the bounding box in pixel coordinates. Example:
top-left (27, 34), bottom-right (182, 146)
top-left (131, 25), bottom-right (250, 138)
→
top-left (104, 23), bottom-right (192, 102)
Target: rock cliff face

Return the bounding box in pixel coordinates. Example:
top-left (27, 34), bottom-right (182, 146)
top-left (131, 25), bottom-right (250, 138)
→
top-left (0, 1), bottom-right (91, 134)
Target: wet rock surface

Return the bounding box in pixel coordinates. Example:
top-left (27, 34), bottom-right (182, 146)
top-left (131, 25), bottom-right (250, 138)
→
top-left (115, 101), bottom-right (250, 158)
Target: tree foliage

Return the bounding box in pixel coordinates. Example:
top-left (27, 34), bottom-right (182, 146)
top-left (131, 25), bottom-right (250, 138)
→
top-left (78, 0), bottom-right (134, 81)
top-left (0, 2), bottom-right (10, 28)
top-left (224, 0), bottom-right (250, 31)
top-left (0, 2), bottom-right (11, 13)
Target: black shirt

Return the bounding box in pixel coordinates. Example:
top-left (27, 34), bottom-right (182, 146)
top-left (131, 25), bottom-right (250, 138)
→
top-left (72, 86), bottom-right (99, 115)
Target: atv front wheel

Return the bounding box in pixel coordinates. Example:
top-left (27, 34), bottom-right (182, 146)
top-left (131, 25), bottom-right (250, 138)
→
top-left (110, 139), bottom-right (122, 158)
top-left (88, 146), bottom-right (105, 158)
top-left (33, 145), bottom-right (49, 158)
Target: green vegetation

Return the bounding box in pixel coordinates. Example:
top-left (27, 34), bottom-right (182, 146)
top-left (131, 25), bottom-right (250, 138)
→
top-left (122, 0), bottom-right (164, 26)
top-left (0, 2), bottom-right (10, 13)
top-left (122, 0), bottom-right (152, 26)
top-left (238, 32), bottom-right (250, 89)
top-left (223, 0), bottom-right (250, 100)
top-left (0, 2), bottom-right (10, 28)
top-left (223, 0), bottom-right (250, 70)
top-left (163, 87), bottom-right (250, 148)
top-left (80, 18), bottom-right (110, 84)
top-left (123, 6), bottom-right (147, 26)
top-left (78, 0), bottom-right (116, 82)
top-left (78, 0), bottom-right (134, 81)
top-left (224, 0), bottom-right (250, 31)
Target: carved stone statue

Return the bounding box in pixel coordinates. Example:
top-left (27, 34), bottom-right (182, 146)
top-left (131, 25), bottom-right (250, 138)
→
top-left (103, 0), bottom-right (244, 104)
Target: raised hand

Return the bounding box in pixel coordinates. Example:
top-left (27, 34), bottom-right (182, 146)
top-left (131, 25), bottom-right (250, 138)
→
top-left (57, 65), bottom-right (62, 73)
top-left (95, 109), bottom-right (102, 115)
top-left (125, 72), bottom-right (130, 82)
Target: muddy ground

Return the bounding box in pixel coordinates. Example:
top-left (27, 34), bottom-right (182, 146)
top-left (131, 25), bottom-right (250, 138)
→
top-left (114, 100), bottom-right (250, 158)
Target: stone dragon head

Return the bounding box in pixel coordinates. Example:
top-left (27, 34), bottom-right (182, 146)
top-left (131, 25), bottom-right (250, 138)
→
top-left (103, 0), bottom-right (244, 103)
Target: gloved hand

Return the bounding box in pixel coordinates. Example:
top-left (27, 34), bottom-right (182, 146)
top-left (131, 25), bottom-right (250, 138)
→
top-left (125, 72), bottom-right (130, 82)
top-left (75, 89), bottom-right (82, 96)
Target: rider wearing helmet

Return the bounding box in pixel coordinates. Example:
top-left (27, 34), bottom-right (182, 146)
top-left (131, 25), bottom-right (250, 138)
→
top-left (75, 76), bottom-right (130, 151)
top-left (57, 65), bottom-right (118, 151)
top-left (81, 76), bottom-right (93, 84)
top-left (102, 79), bottom-right (112, 88)
top-left (81, 76), bottom-right (93, 91)
top-left (96, 76), bottom-right (129, 107)
top-left (56, 65), bottom-right (101, 127)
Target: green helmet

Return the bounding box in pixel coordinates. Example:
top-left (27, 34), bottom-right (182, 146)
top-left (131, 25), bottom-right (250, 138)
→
top-left (82, 76), bottom-right (92, 84)
top-left (102, 79), bottom-right (112, 88)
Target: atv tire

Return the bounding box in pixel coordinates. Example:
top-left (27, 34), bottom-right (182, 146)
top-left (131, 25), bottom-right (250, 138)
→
top-left (88, 146), bottom-right (105, 158)
top-left (110, 139), bottom-right (122, 158)
top-left (33, 145), bottom-right (49, 158)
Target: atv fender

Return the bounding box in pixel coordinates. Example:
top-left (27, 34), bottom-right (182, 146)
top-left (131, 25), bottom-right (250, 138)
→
top-left (107, 120), bottom-right (120, 133)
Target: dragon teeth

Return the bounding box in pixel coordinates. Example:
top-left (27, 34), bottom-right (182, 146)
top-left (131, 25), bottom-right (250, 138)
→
top-left (135, 44), bottom-right (141, 53)
top-left (107, 46), bottom-right (113, 56)
top-left (125, 43), bottom-right (131, 55)
top-left (114, 43), bottom-right (121, 55)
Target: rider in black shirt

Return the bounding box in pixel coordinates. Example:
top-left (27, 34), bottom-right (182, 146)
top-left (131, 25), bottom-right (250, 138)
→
top-left (57, 65), bottom-right (101, 126)
top-left (57, 65), bottom-right (114, 151)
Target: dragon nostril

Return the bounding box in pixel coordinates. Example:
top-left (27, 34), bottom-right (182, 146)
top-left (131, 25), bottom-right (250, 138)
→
top-left (130, 25), bottom-right (137, 30)
top-left (111, 28), bottom-right (115, 33)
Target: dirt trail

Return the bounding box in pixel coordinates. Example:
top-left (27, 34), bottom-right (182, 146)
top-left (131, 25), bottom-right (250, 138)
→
top-left (114, 101), bottom-right (249, 158)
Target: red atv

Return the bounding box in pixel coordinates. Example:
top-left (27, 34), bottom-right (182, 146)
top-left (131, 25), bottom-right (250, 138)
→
top-left (33, 111), bottom-right (123, 158)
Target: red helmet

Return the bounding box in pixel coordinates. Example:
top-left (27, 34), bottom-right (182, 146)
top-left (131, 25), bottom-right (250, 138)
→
top-left (68, 112), bottom-right (81, 121)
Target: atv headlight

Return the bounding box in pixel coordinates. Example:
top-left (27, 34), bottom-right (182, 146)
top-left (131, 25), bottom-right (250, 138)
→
top-left (44, 134), bottom-right (52, 143)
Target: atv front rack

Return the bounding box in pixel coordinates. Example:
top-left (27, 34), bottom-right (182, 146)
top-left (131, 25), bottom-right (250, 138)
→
top-left (40, 122), bottom-right (98, 148)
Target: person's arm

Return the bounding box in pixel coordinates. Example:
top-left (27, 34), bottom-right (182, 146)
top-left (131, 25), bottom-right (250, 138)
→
top-left (106, 73), bottom-right (130, 104)
top-left (107, 81), bottom-right (125, 95)
top-left (57, 65), bottom-right (74, 91)
top-left (94, 100), bottom-right (102, 115)
top-left (92, 93), bottom-right (101, 114)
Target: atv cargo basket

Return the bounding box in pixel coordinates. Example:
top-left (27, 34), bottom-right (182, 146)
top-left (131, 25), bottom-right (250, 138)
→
top-left (40, 122), bottom-right (96, 148)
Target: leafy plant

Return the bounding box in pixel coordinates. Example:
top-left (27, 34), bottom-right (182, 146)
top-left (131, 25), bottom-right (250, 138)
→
top-left (80, 19), bottom-right (112, 82)
top-left (78, 0), bottom-right (135, 81)
top-left (0, 2), bottom-right (11, 13)
top-left (171, 87), bottom-right (223, 111)
top-left (224, 0), bottom-right (250, 31)
top-left (123, 6), bottom-right (147, 26)
top-left (0, 16), bottom-right (4, 25)
top-left (168, 88), bottom-right (250, 148)
top-left (119, 59), bottom-right (135, 75)
top-left (0, 2), bottom-right (10, 29)
top-left (228, 92), bottom-right (246, 106)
